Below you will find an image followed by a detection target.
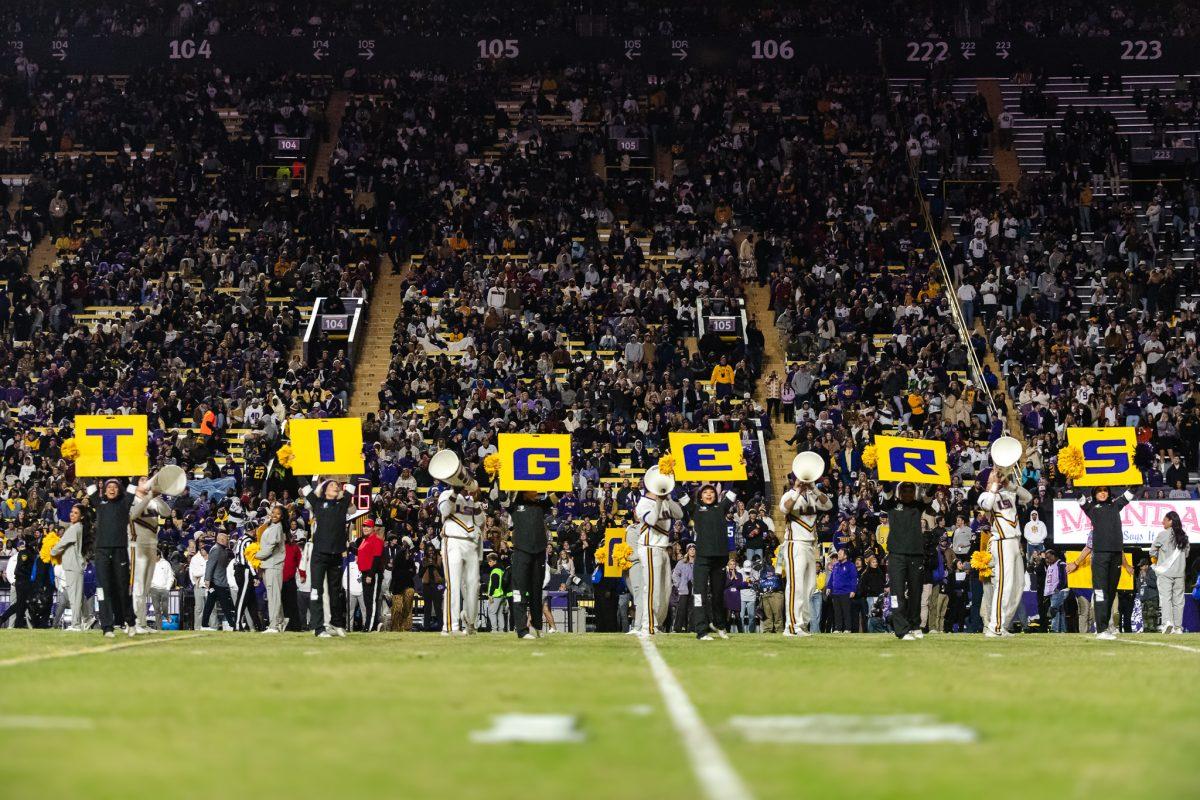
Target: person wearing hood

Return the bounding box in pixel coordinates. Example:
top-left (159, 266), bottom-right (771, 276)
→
top-left (300, 477), bottom-right (353, 637)
top-left (687, 482), bottom-right (738, 640)
top-left (779, 474), bottom-right (831, 637)
top-left (978, 470), bottom-right (1033, 638)
top-left (1068, 485), bottom-right (1136, 639)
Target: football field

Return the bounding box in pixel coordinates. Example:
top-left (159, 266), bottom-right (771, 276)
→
top-left (1, 630), bottom-right (1197, 800)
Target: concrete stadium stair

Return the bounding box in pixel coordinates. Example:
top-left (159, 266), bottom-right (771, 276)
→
top-left (307, 90), bottom-right (348, 190)
top-left (347, 256), bottom-right (406, 419)
top-left (744, 282), bottom-right (792, 532)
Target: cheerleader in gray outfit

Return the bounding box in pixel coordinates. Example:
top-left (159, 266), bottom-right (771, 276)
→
top-left (1151, 511), bottom-right (1190, 634)
top-left (50, 504), bottom-right (91, 631)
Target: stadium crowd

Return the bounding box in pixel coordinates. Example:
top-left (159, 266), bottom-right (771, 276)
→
top-left (1, 1), bottom-right (1197, 639)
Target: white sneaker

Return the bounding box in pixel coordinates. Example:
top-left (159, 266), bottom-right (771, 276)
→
top-left (545, 628), bottom-right (558, 634)
top-left (331, 627), bottom-right (347, 638)
top-left (697, 634), bottom-right (715, 641)
top-left (222, 623), bottom-right (234, 631)
top-left (317, 630), bottom-right (333, 638)
top-left (901, 633), bottom-right (918, 641)
top-left (103, 631), bottom-right (116, 639)
top-left (984, 629), bottom-right (1001, 638)
top-left (440, 630), bottom-right (451, 636)
top-left (624, 628), bottom-right (639, 635)
top-left (134, 625), bottom-right (153, 635)
top-left (712, 626), bottom-right (730, 640)
top-left (518, 632), bottom-right (536, 640)
top-left (200, 626), bottom-right (218, 632)
top-left (912, 630), bottom-right (925, 639)
top-left (1096, 630), bottom-right (1117, 641)
top-left (262, 628), bottom-right (279, 634)
top-left (1171, 628), bottom-right (1184, 635)
top-left (64, 626), bottom-right (82, 633)
top-left (125, 625), bottom-right (137, 638)
top-left (1162, 624), bottom-right (1174, 635)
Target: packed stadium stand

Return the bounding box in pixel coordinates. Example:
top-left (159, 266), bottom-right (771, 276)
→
top-left (0, 0), bottom-right (1196, 641)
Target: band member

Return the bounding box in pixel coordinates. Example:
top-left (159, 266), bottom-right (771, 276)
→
top-left (233, 527), bottom-right (264, 632)
top-left (978, 471), bottom-right (1033, 637)
top-left (51, 504), bottom-right (91, 631)
top-left (688, 484), bottom-right (737, 640)
top-left (1068, 486), bottom-right (1136, 640)
top-left (882, 482), bottom-right (939, 641)
top-left (356, 518), bottom-right (386, 632)
top-left (255, 505), bottom-right (288, 633)
top-left (634, 478), bottom-right (684, 636)
top-left (86, 479), bottom-right (140, 637)
top-left (623, 518), bottom-right (644, 635)
top-left (500, 490), bottom-right (554, 639)
top-left (778, 477), bottom-right (831, 637)
top-left (300, 479), bottom-right (352, 638)
top-left (130, 485), bottom-right (171, 634)
top-left (438, 482), bottom-right (486, 635)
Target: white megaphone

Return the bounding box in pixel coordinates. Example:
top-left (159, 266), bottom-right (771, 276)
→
top-left (791, 451), bottom-right (825, 483)
top-left (643, 465), bottom-right (676, 497)
top-left (990, 436), bottom-right (1023, 468)
top-left (429, 449), bottom-right (475, 490)
top-left (149, 464), bottom-right (187, 496)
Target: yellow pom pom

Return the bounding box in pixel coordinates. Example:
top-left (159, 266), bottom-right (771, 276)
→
top-left (970, 550), bottom-right (994, 580)
top-left (60, 438), bottom-right (80, 461)
top-left (276, 444), bottom-right (295, 469)
top-left (40, 532), bottom-right (62, 565)
top-left (1056, 445), bottom-right (1085, 480)
top-left (244, 542), bottom-right (262, 570)
top-left (862, 445), bottom-right (877, 469)
top-left (484, 454), bottom-right (501, 477)
top-left (658, 454), bottom-right (676, 476)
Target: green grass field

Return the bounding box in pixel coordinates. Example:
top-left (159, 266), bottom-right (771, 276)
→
top-left (1, 631), bottom-right (1197, 800)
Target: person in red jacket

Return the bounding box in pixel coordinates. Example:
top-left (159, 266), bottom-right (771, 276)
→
top-left (356, 519), bottom-right (386, 632)
top-left (282, 534), bottom-right (303, 631)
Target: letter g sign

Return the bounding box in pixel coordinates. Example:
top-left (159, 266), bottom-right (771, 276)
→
top-left (514, 448), bottom-right (561, 482)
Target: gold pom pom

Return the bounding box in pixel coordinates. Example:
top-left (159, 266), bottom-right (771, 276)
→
top-left (244, 542), bottom-right (262, 571)
top-left (862, 445), bottom-right (877, 469)
top-left (276, 444), bottom-right (295, 469)
top-left (60, 438), bottom-right (80, 461)
top-left (40, 532), bottom-right (62, 565)
top-left (1056, 445), bottom-right (1085, 480)
top-left (484, 454), bottom-right (501, 477)
top-left (657, 455), bottom-right (676, 476)
top-left (970, 550), bottom-right (993, 580)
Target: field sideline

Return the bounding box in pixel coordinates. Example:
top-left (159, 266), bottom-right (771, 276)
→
top-left (1, 631), bottom-right (1197, 800)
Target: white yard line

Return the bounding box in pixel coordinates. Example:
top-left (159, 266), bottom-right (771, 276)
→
top-left (1113, 637), bottom-right (1200, 655)
top-left (639, 636), bottom-right (754, 800)
top-left (0, 632), bottom-right (206, 668)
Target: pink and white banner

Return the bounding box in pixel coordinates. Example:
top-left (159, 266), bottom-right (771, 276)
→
top-left (1052, 499), bottom-right (1200, 546)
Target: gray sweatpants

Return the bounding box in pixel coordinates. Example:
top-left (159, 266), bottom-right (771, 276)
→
top-left (63, 570), bottom-right (90, 628)
top-left (262, 566), bottom-right (284, 631)
top-left (194, 585), bottom-right (208, 628)
top-left (487, 598), bottom-right (508, 632)
top-left (1157, 574), bottom-right (1186, 631)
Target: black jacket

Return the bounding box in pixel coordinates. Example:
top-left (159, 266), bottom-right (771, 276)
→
top-left (507, 493), bottom-right (553, 555)
top-left (688, 493), bottom-right (735, 558)
top-left (311, 495), bottom-right (351, 555)
top-left (95, 492), bottom-right (135, 549)
top-left (1081, 490), bottom-right (1133, 553)
top-left (882, 488), bottom-right (936, 555)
